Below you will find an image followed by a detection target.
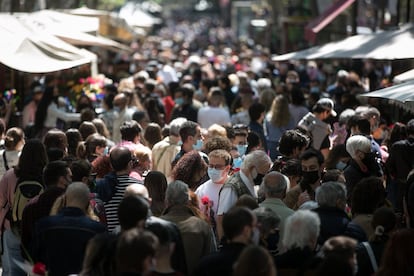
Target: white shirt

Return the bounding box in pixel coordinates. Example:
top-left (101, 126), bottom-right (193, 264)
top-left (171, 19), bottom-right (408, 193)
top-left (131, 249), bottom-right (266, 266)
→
top-left (195, 179), bottom-right (224, 219)
top-left (44, 102), bottom-right (80, 128)
top-left (197, 106), bottom-right (231, 129)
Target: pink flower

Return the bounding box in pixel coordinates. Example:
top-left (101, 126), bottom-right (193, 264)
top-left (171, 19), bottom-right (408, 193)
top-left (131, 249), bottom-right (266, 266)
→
top-left (201, 196), bottom-right (210, 205)
top-left (32, 262), bottom-right (47, 275)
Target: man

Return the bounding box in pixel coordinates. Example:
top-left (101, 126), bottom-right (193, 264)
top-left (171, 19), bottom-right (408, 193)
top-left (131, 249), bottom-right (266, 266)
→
top-left (313, 181), bottom-right (350, 247)
top-left (161, 180), bottom-right (215, 274)
top-left (259, 172), bottom-right (294, 234)
top-left (347, 114), bottom-right (382, 160)
top-left (197, 88), bottom-right (231, 129)
top-left (227, 124), bottom-right (249, 158)
top-left (112, 93), bottom-right (134, 143)
top-left (170, 84), bottom-right (200, 123)
top-left (277, 129), bottom-right (309, 160)
top-left (284, 149), bottom-right (324, 210)
top-left (387, 119), bottom-right (414, 212)
top-left (152, 117), bottom-right (187, 179)
top-left (171, 120), bottom-right (206, 168)
top-left (22, 85), bottom-right (43, 129)
top-left (217, 150), bottom-right (272, 240)
top-left (119, 186), bottom-right (188, 275)
top-left (298, 98), bottom-right (336, 159)
top-left (94, 146), bottom-right (142, 232)
top-left (275, 210), bottom-right (321, 272)
top-left (344, 135), bottom-right (383, 204)
top-left (32, 183), bottom-right (106, 275)
top-left (21, 161), bottom-right (72, 255)
top-left (193, 207), bottom-right (258, 276)
top-left (248, 102), bottom-right (267, 153)
top-left (195, 150), bottom-right (232, 224)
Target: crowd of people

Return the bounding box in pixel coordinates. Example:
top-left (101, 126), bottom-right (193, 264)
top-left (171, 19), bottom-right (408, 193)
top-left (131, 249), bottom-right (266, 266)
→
top-left (0, 15), bottom-right (413, 276)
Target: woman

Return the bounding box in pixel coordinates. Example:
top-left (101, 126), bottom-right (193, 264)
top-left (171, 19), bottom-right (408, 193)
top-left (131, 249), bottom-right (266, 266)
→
top-left (265, 94), bottom-right (295, 160)
top-left (34, 84), bottom-right (80, 139)
top-left (0, 127), bottom-right (25, 179)
top-left (233, 245), bottom-right (276, 276)
top-left (144, 171), bottom-right (168, 217)
top-left (171, 150), bottom-right (208, 190)
top-left (376, 229), bottom-right (414, 276)
top-left (77, 133), bottom-right (107, 163)
top-left (0, 139), bottom-right (48, 276)
top-left (356, 207), bottom-right (396, 276)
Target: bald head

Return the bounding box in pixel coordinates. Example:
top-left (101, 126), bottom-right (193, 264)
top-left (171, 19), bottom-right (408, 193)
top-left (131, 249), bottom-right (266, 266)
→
top-left (114, 93), bottom-right (128, 110)
top-left (110, 146), bottom-right (133, 171)
top-left (125, 184), bottom-right (150, 200)
top-left (262, 171), bottom-right (288, 198)
top-left (66, 182), bottom-right (90, 209)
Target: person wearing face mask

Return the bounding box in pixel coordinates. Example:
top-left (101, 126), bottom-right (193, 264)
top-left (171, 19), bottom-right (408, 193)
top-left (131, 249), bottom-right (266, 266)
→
top-left (171, 120), bottom-right (208, 169)
top-left (170, 85), bottom-right (200, 123)
top-left (284, 149), bottom-right (324, 210)
top-left (216, 150), bottom-right (272, 241)
top-left (195, 150), bottom-right (232, 225)
top-left (344, 135), bottom-right (384, 204)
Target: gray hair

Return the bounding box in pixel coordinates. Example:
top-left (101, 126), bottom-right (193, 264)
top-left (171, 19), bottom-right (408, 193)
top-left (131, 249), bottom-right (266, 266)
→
top-left (253, 207), bottom-right (280, 235)
top-left (282, 210), bottom-right (320, 250)
top-left (169, 117), bottom-right (187, 137)
top-left (165, 180), bottom-right (189, 206)
top-left (315, 181), bottom-right (347, 208)
top-left (262, 171), bottom-right (288, 198)
top-left (346, 135), bottom-right (371, 159)
top-left (241, 150), bottom-right (272, 171)
top-left (66, 182), bottom-right (90, 207)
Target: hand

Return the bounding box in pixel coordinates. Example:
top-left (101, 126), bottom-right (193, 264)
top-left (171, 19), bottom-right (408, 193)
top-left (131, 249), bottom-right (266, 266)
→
top-left (298, 191), bottom-right (311, 207)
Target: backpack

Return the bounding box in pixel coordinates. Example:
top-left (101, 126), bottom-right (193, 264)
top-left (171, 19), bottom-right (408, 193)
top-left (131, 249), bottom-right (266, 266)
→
top-left (9, 180), bottom-right (44, 236)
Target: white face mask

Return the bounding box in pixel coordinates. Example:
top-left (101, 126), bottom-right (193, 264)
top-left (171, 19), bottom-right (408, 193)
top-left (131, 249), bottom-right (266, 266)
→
top-left (208, 168), bottom-right (225, 183)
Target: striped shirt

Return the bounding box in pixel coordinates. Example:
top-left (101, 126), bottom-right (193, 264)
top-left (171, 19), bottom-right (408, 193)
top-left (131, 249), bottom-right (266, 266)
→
top-left (103, 174), bottom-right (142, 232)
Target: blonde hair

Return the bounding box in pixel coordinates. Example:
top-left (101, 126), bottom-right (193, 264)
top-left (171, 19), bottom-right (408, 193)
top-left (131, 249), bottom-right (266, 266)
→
top-left (270, 94), bottom-right (291, 127)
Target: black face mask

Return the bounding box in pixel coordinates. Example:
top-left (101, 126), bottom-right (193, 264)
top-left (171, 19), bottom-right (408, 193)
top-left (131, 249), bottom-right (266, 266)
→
top-left (254, 173), bottom-right (265, 186)
top-left (301, 170), bottom-right (320, 186)
top-left (362, 152), bottom-right (382, 176)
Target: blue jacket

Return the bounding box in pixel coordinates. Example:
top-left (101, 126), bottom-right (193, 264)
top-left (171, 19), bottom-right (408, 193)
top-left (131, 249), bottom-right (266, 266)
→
top-left (32, 207), bottom-right (106, 276)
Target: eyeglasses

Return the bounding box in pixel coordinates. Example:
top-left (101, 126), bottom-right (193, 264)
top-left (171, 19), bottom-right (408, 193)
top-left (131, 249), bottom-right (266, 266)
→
top-left (208, 164), bottom-right (227, 170)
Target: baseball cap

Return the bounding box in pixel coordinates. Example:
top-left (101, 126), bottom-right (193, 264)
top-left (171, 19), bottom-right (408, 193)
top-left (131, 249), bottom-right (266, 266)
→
top-left (316, 98), bottom-right (337, 117)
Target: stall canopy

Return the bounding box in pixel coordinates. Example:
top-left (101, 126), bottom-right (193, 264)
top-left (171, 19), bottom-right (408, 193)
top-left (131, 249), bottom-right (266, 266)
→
top-left (18, 10), bottom-right (131, 53)
top-left (0, 14), bottom-right (97, 74)
top-left (393, 69), bottom-right (414, 83)
top-left (274, 24), bottom-right (414, 61)
top-left (358, 80), bottom-right (414, 112)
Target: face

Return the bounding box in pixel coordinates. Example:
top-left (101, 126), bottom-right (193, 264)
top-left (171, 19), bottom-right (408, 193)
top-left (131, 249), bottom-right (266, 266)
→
top-left (232, 135), bottom-right (247, 147)
top-left (301, 157), bottom-right (320, 172)
top-left (190, 127), bottom-right (202, 145)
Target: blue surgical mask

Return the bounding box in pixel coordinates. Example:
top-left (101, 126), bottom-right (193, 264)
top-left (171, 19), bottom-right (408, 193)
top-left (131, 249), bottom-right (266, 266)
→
top-left (208, 168), bottom-right (224, 183)
top-left (237, 144), bottom-right (248, 157)
top-left (233, 157), bottom-right (243, 169)
top-left (113, 106), bottom-right (121, 113)
top-left (193, 139), bottom-right (203, 151)
top-left (336, 161), bottom-right (348, 171)
top-left (175, 97), bottom-right (184, 105)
